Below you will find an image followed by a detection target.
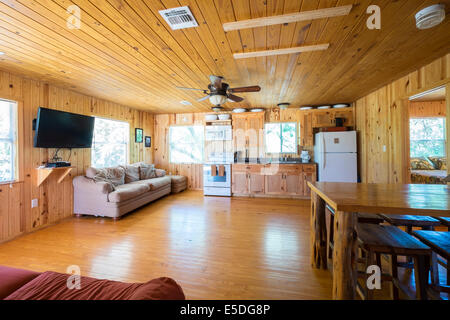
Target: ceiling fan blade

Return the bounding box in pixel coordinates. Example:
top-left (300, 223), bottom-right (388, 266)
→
top-left (197, 95), bottom-right (211, 102)
top-left (176, 86), bottom-right (206, 92)
top-left (227, 94), bottom-right (244, 103)
top-left (228, 85), bottom-right (261, 93)
top-left (209, 75), bottom-right (223, 90)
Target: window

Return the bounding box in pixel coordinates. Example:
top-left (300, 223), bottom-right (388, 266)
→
top-left (0, 99), bottom-right (17, 182)
top-left (410, 118), bottom-right (446, 158)
top-left (169, 126), bottom-right (204, 164)
top-left (91, 117), bottom-right (129, 168)
top-left (265, 122), bottom-right (297, 154)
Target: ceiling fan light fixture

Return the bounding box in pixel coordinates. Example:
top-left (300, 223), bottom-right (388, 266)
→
top-left (415, 4), bottom-right (446, 30)
top-left (212, 105), bottom-right (224, 112)
top-left (277, 103), bottom-right (290, 110)
top-left (209, 94), bottom-right (227, 106)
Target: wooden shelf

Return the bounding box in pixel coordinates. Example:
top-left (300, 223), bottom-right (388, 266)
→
top-left (34, 167), bottom-right (74, 187)
top-left (205, 119), bottom-right (232, 125)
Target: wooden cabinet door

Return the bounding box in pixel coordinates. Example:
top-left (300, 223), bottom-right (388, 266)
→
top-left (285, 173), bottom-right (303, 195)
top-left (264, 173), bottom-right (284, 195)
top-left (302, 171), bottom-right (317, 197)
top-left (334, 109), bottom-right (354, 127)
top-left (232, 115), bottom-right (247, 155)
top-left (301, 112), bottom-right (314, 146)
top-left (249, 173), bottom-right (265, 195)
top-left (246, 113), bottom-right (264, 159)
top-left (312, 112), bottom-right (334, 128)
top-left (232, 171), bottom-right (249, 194)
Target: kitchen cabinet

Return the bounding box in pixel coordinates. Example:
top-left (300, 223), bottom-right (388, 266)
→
top-left (232, 164), bottom-right (265, 195)
top-left (311, 108), bottom-right (354, 128)
top-left (302, 165), bottom-right (317, 197)
top-left (232, 112), bottom-right (264, 159)
top-left (300, 112), bottom-right (314, 147)
top-left (233, 163), bottom-right (316, 198)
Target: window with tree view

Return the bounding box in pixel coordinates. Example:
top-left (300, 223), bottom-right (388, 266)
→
top-left (0, 99), bottom-right (17, 182)
top-left (169, 126), bottom-right (204, 164)
top-left (91, 118), bottom-right (129, 168)
top-left (410, 118), bottom-right (446, 158)
top-left (265, 122), bottom-right (297, 154)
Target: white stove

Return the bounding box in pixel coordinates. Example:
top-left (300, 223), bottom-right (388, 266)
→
top-left (203, 153), bottom-right (232, 196)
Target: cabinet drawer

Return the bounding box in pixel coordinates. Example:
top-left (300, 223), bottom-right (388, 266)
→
top-left (232, 164), bottom-right (251, 172)
top-left (302, 165), bottom-right (316, 173)
top-left (280, 164), bottom-right (302, 174)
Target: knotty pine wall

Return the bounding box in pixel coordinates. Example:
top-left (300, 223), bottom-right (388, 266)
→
top-left (355, 54), bottom-right (450, 184)
top-left (409, 100), bottom-right (446, 118)
top-left (0, 69), bottom-right (154, 243)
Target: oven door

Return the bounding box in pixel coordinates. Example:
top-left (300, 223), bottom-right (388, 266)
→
top-left (203, 164), bottom-right (231, 188)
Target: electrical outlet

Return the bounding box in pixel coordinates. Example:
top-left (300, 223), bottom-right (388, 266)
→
top-left (383, 145), bottom-right (387, 153)
top-left (31, 199), bottom-right (38, 208)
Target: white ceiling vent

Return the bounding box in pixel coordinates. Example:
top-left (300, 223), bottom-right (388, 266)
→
top-left (159, 6), bottom-right (198, 30)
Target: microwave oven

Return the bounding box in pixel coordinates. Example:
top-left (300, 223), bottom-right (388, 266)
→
top-left (205, 125), bottom-right (232, 141)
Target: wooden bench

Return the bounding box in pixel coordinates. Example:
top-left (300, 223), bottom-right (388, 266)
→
top-left (412, 230), bottom-right (450, 298)
top-left (357, 223), bottom-right (431, 300)
top-left (379, 214), bottom-right (441, 233)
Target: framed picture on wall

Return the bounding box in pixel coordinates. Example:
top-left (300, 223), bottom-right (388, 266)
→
top-left (135, 128), bottom-right (143, 143)
top-left (145, 136), bottom-right (151, 148)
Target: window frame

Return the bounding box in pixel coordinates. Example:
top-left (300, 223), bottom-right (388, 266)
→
top-left (91, 116), bottom-right (130, 168)
top-left (169, 125), bottom-right (204, 164)
top-left (264, 122), bottom-right (298, 155)
top-left (0, 99), bottom-right (19, 183)
top-left (409, 117), bottom-right (446, 158)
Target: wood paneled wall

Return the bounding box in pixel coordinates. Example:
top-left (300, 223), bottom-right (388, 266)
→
top-left (409, 100), bottom-right (446, 118)
top-left (355, 54), bottom-right (450, 184)
top-left (0, 69), bottom-right (154, 243)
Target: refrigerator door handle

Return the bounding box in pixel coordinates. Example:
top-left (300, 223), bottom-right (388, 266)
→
top-left (322, 135), bottom-right (326, 169)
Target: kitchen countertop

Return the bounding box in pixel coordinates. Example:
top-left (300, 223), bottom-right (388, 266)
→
top-left (233, 161), bottom-right (316, 165)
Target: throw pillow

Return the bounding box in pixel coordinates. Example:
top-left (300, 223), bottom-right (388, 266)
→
top-left (140, 163), bottom-right (157, 180)
top-left (120, 164), bottom-right (140, 183)
top-left (155, 169), bottom-right (166, 177)
top-left (410, 158), bottom-right (435, 170)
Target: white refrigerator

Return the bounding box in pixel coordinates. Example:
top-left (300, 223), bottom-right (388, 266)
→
top-left (314, 131), bottom-right (358, 182)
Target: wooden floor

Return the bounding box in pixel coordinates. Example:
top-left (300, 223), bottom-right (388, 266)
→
top-left (0, 191), bottom-right (333, 300)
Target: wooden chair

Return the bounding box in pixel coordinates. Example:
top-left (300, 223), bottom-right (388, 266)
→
top-left (379, 214), bottom-right (441, 233)
top-left (379, 214), bottom-right (442, 277)
top-left (412, 230), bottom-right (450, 298)
top-left (437, 217), bottom-right (450, 231)
top-left (357, 223), bottom-right (431, 300)
top-left (326, 205), bottom-right (384, 259)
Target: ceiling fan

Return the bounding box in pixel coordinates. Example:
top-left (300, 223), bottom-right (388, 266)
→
top-left (176, 75), bottom-right (261, 110)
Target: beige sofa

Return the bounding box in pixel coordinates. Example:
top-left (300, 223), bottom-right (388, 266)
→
top-left (73, 164), bottom-right (171, 219)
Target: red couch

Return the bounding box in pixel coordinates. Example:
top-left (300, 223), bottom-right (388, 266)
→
top-left (0, 266), bottom-right (185, 300)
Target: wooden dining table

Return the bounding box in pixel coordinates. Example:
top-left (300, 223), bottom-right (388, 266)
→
top-left (307, 182), bottom-right (450, 300)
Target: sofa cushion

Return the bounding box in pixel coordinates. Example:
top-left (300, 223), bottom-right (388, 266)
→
top-left (148, 176), bottom-right (171, 191)
top-left (108, 183), bottom-right (149, 203)
top-left (4, 271), bottom-right (185, 300)
top-left (155, 169), bottom-right (166, 177)
top-left (140, 163), bottom-right (157, 180)
top-left (120, 164), bottom-right (141, 183)
top-left (0, 266), bottom-right (41, 299)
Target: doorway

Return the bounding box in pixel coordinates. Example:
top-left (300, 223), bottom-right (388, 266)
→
top-left (407, 86), bottom-right (447, 184)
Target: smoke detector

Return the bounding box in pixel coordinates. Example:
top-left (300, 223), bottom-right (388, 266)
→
top-left (159, 6), bottom-right (198, 30)
top-left (415, 4), bottom-right (446, 30)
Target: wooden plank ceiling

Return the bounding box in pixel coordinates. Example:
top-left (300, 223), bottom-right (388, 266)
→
top-left (0, 0), bottom-right (449, 113)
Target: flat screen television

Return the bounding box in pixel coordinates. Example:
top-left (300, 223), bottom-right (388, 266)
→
top-left (34, 107), bottom-right (95, 148)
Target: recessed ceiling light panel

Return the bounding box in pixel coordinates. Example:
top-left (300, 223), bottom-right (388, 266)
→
top-left (415, 4), bottom-right (446, 30)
